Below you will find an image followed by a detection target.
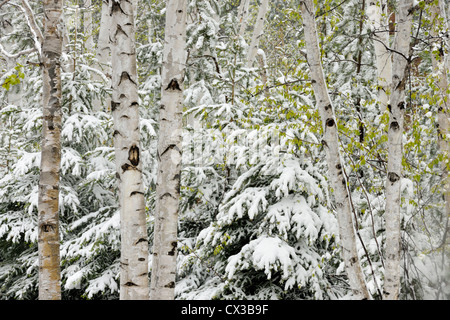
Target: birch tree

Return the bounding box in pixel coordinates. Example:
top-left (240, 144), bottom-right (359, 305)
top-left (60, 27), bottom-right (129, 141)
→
top-left (150, 0), bottom-right (187, 300)
top-left (300, 0), bottom-right (371, 300)
top-left (82, 0), bottom-right (94, 53)
top-left (38, 0), bottom-right (64, 300)
top-left (383, 0), bottom-right (414, 300)
top-left (237, 0), bottom-right (250, 37)
top-left (92, 0), bottom-right (111, 111)
top-left (110, 0), bottom-right (149, 300)
top-left (246, 0), bottom-right (269, 68)
top-left (367, 0), bottom-right (392, 112)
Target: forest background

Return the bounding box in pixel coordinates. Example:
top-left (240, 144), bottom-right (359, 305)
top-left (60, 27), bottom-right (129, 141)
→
top-left (0, 0), bottom-right (449, 300)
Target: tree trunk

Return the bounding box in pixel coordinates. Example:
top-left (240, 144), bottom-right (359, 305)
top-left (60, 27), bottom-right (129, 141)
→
top-left (92, 0), bottom-right (112, 112)
top-left (83, 0), bottom-right (94, 53)
top-left (383, 0), bottom-right (414, 300)
top-left (38, 0), bottom-right (64, 300)
top-left (367, 0), bottom-right (392, 113)
top-left (237, 0), bottom-right (250, 37)
top-left (300, 0), bottom-right (371, 300)
top-left (150, 0), bottom-right (187, 300)
top-left (110, 0), bottom-right (149, 300)
top-left (246, 0), bottom-right (269, 68)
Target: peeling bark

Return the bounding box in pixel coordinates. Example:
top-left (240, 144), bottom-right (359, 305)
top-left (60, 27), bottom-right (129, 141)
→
top-left (110, 0), bottom-right (149, 300)
top-left (300, 0), bottom-right (371, 300)
top-left (150, 0), bottom-right (187, 300)
top-left (38, 0), bottom-right (63, 301)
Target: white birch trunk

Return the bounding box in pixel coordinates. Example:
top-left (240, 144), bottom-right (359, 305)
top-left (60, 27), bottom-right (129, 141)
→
top-left (92, 0), bottom-right (112, 112)
top-left (150, 0), bottom-right (187, 300)
top-left (38, 0), bottom-right (64, 300)
top-left (300, 0), bottom-right (371, 300)
top-left (237, 0), bottom-right (250, 37)
top-left (246, 0), bottom-right (269, 68)
top-left (110, 0), bottom-right (149, 300)
top-left (383, 0), bottom-right (414, 300)
top-left (83, 0), bottom-right (94, 53)
top-left (367, 0), bottom-right (392, 112)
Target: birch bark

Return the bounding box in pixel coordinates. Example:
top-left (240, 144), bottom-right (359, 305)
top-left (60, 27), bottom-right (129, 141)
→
top-left (110, 0), bottom-right (149, 300)
top-left (83, 0), bottom-right (94, 53)
top-left (246, 0), bottom-right (269, 68)
top-left (150, 0), bottom-right (187, 300)
top-left (367, 0), bottom-right (392, 112)
top-left (38, 0), bottom-right (63, 300)
top-left (383, 0), bottom-right (413, 300)
top-left (300, 0), bottom-right (370, 300)
top-left (237, 0), bottom-right (250, 37)
top-left (92, 0), bottom-right (112, 112)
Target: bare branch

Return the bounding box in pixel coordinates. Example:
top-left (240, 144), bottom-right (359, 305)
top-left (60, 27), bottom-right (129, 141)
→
top-left (19, 0), bottom-right (44, 56)
top-left (0, 42), bottom-right (36, 60)
top-left (0, 0), bottom-right (11, 9)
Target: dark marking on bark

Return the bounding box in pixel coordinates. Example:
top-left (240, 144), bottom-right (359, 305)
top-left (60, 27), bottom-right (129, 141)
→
top-left (135, 238), bottom-right (147, 245)
top-left (350, 257), bottom-right (358, 265)
top-left (111, 101), bottom-right (119, 112)
top-left (387, 104), bottom-right (392, 113)
top-left (124, 282), bottom-right (138, 287)
top-left (130, 191), bottom-right (144, 197)
top-left (160, 192), bottom-right (175, 200)
top-left (390, 121), bottom-right (399, 131)
top-left (165, 78), bottom-right (181, 91)
top-left (336, 164), bottom-right (342, 170)
top-left (388, 172), bottom-right (400, 183)
top-left (118, 71), bottom-right (136, 86)
top-left (160, 144), bottom-right (180, 158)
top-left (325, 118), bottom-right (335, 127)
top-left (41, 223), bottom-right (55, 233)
top-left (342, 178), bottom-right (346, 185)
top-left (128, 145), bottom-right (140, 166)
top-left (324, 104), bottom-right (332, 111)
top-left (321, 139), bottom-right (328, 148)
top-left (164, 281), bottom-right (175, 288)
top-left (111, 2), bottom-right (125, 14)
top-left (121, 163), bottom-right (136, 172)
top-left (168, 241), bottom-right (177, 256)
top-left (130, 101), bottom-right (139, 108)
top-left (113, 130), bottom-right (121, 137)
top-left (173, 174), bottom-right (180, 181)
top-left (138, 258), bottom-right (145, 261)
